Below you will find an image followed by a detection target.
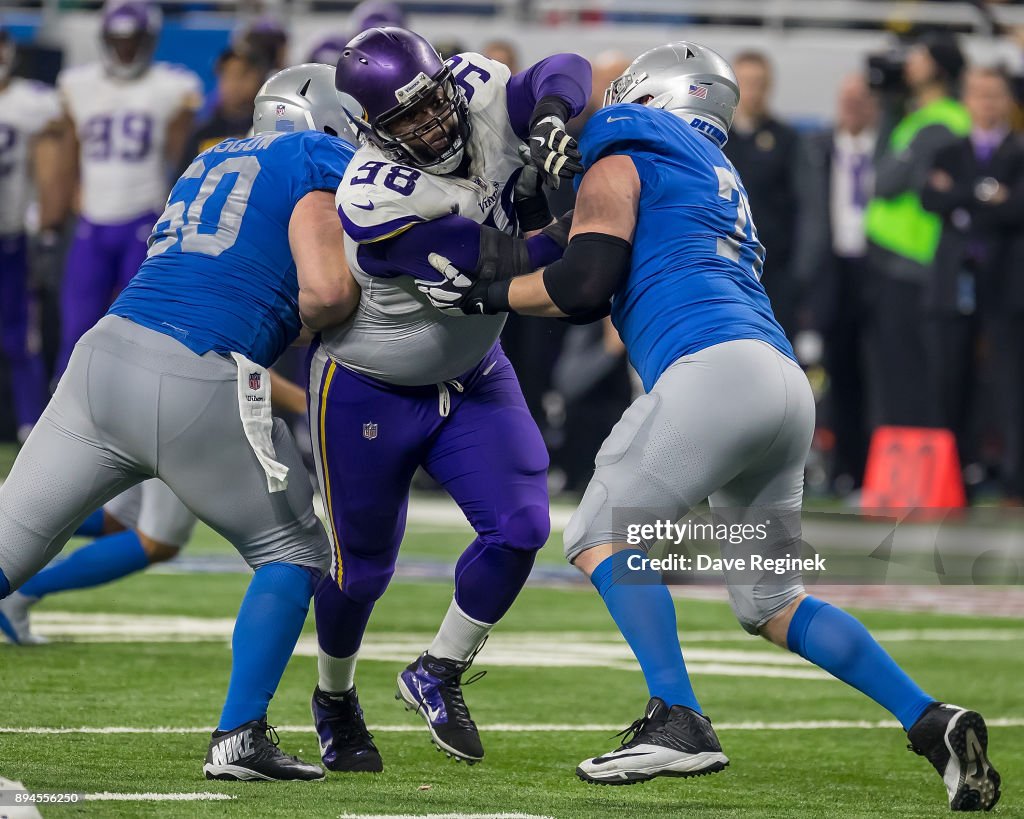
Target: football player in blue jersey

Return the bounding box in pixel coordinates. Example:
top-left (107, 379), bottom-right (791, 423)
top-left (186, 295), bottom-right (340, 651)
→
top-left (0, 64), bottom-right (361, 782)
top-left (418, 43), bottom-right (1000, 811)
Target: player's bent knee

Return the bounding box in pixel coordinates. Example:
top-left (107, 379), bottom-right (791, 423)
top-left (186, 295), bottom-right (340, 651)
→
top-left (497, 504), bottom-right (551, 552)
top-left (727, 583), bottom-right (806, 636)
top-left (342, 564), bottom-right (394, 604)
top-left (137, 534), bottom-right (181, 564)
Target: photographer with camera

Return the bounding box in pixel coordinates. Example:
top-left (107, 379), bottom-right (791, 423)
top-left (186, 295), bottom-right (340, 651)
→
top-left (864, 33), bottom-right (970, 427)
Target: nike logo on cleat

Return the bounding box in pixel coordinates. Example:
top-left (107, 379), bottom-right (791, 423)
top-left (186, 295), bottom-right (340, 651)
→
top-left (590, 752), bottom-right (654, 765)
top-left (210, 730), bottom-right (254, 766)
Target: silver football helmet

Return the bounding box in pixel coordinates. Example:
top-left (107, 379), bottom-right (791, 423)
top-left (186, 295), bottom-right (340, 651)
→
top-left (604, 42), bottom-right (739, 147)
top-left (253, 63), bottom-right (361, 145)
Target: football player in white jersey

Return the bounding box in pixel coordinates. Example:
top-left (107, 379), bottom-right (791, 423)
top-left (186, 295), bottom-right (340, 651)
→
top-left (309, 27), bottom-right (589, 772)
top-left (0, 26), bottom-right (65, 443)
top-left (54, 1), bottom-right (201, 377)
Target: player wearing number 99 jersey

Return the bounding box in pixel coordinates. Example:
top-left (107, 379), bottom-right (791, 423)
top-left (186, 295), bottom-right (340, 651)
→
top-left (308, 27), bottom-right (589, 772)
top-left (54, 1), bottom-right (202, 377)
top-left (0, 64), bottom-right (361, 782)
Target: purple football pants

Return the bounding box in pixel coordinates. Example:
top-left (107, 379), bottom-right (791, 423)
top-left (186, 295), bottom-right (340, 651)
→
top-left (56, 211), bottom-right (157, 378)
top-left (0, 234), bottom-right (46, 431)
top-left (309, 343), bottom-right (551, 659)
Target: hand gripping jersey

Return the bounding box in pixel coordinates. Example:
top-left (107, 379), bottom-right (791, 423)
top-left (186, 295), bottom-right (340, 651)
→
top-left (578, 104), bottom-right (795, 392)
top-left (327, 53), bottom-right (524, 387)
top-left (110, 130), bottom-right (354, 367)
top-left (58, 62), bottom-right (202, 224)
top-left (0, 78), bottom-right (61, 236)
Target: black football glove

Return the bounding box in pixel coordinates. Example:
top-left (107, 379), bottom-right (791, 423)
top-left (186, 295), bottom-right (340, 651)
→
top-left (528, 97), bottom-right (583, 189)
top-left (514, 146), bottom-right (552, 231)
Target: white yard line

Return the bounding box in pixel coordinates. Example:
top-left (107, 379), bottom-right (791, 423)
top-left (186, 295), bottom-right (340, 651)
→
top-left (2, 718), bottom-right (1023, 735)
top-left (83, 793), bottom-right (234, 801)
top-left (338, 815), bottom-right (554, 819)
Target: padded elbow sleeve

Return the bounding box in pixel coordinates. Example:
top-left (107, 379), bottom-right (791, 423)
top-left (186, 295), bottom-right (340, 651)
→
top-left (542, 232), bottom-right (631, 316)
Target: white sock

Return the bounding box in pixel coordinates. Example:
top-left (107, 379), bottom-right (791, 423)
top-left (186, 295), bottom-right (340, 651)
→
top-left (317, 647), bottom-right (358, 694)
top-left (428, 598), bottom-right (493, 662)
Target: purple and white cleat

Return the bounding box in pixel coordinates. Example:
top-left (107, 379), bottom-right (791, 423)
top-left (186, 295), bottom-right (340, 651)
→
top-left (396, 651), bottom-right (485, 764)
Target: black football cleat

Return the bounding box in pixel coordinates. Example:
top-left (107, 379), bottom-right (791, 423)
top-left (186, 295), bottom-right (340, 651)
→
top-left (396, 651), bottom-right (485, 764)
top-left (311, 686), bottom-right (383, 772)
top-left (908, 702), bottom-right (1000, 811)
top-left (576, 697), bottom-right (729, 785)
top-left (203, 718), bottom-right (324, 781)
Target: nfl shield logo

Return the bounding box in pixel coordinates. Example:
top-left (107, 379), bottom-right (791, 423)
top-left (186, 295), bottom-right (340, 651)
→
top-left (249, 371), bottom-right (261, 391)
top-left (275, 103), bottom-right (286, 117)
top-left (362, 422), bottom-right (378, 440)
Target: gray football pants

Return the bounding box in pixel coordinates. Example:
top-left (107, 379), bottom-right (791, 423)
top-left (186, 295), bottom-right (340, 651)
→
top-left (0, 316), bottom-right (330, 590)
top-left (105, 480), bottom-right (197, 549)
top-left (563, 339), bottom-right (816, 633)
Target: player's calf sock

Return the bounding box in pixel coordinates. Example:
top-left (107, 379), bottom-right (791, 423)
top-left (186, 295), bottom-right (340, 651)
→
top-left (429, 598), bottom-right (492, 662)
top-left (19, 530), bottom-right (149, 599)
top-left (786, 596), bottom-right (935, 730)
top-left (453, 537), bottom-right (537, 624)
top-left (317, 648), bottom-right (358, 694)
top-left (590, 549), bottom-right (702, 713)
top-left (218, 562), bottom-right (316, 731)
top-left (74, 509), bottom-right (106, 538)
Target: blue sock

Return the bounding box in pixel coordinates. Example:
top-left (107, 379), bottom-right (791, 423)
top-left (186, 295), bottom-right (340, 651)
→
top-left (0, 567), bottom-right (10, 599)
top-left (591, 550), bottom-right (701, 713)
top-left (19, 531), bottom-right (149, 599)
top-left (787, 597), bottom-right (935, 730)
top-left (74, 508), bottom-right (106, 538)
top-left (218, 562), bottom-right (316, 732)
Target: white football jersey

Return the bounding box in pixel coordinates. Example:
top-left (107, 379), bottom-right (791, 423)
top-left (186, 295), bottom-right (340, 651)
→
top-left (0, 78), bottom-right (62, 236)
top-left (326, 53), bottom-right (525, 386)
top-left (59, 62), bottom-right (202, 224)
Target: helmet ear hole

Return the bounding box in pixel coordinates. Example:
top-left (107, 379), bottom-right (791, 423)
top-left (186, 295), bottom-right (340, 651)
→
top-left (323, 125), bottom-right (338, 136)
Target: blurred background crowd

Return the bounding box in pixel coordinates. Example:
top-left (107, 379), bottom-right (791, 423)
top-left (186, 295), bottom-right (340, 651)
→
top-left (5, 0), bottom-right (1024, 504)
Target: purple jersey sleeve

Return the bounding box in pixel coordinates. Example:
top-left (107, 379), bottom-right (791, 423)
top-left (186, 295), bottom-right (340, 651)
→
top-left (505, 53), bottom-right (592, 140)
top-left (356, 214), bottom-right (564, 281)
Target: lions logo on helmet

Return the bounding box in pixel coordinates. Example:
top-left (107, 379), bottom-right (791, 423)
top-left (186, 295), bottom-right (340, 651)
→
top-left (334, 27), bottom-right (471, 175)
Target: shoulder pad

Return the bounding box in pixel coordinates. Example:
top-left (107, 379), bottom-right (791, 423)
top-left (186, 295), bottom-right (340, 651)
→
top-left (336, 150), bottom-right (452, 243)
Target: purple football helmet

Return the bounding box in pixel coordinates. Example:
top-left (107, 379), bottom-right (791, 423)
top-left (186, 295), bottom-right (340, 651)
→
top-left (335, 27), bottom-right (470, 175)
top-left (101, 1), bottom-right (161, 80)
top-left (350, 1), bottom-right (407, 33)
top-left (0, 25), bottom-right (15, 82)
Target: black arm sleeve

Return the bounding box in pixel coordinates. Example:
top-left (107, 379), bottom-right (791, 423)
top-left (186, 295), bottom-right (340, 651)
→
top-left (542, 232), bottom-right (632, 316)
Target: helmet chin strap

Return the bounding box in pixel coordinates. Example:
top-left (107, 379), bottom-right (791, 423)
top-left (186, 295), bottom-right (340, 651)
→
top-left (422, 143), bottom-right (465, 176)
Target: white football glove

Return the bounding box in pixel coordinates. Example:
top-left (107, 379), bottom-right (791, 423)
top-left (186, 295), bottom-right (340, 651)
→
top-left (415, 253), bottom-right (483, 315)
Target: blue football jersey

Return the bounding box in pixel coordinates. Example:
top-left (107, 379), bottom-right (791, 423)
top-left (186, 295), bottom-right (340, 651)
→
top-left (578, 104), bottom-right (795, 392)
top-left (110, 130), bottom-right (354, 367)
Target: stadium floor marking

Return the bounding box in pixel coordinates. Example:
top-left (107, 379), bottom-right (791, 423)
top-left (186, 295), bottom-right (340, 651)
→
top-left (2, 718), bottom-right (1022, 735)
top-left (338, 814), bottom-right (553, 819)
top-left (84, 793), bottom-right (234, 801)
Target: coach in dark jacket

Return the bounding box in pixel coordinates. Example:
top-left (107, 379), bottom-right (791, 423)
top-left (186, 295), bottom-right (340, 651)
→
top-left (921, 66), bottom-right (1024, 496)
top-left (797, 74), bottom-right (879, 492)
top-left (724, 50), bottom-right (810, 340)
